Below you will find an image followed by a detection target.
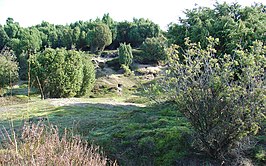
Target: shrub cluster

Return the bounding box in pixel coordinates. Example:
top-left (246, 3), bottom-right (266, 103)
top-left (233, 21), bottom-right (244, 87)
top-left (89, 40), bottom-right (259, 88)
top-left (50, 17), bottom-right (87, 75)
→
top-left (140, 36), bottom-right (168, 63)
top-left (31, 48), bottom-right (95, 98)
top-left (150, 37), bottom-right (265, 160)
top-left (118, 43), bottom-right (133, 76)
top-left (118, 43), bottom-right (133, 66)
top-left (0, 122), bottom-right (117, 165)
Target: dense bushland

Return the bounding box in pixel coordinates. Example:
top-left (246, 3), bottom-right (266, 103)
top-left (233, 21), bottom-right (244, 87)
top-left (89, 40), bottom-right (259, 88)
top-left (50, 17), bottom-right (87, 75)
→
top-left (114, 18), bottom-right (161, 48)
top-left (167, 2), bottom-right (266, 55)
top-left (0, 17), bottom-right (161, 53)
top-left (0, 16), bottom-right (162, 81)
top-left (149, 37), bottom-right (265, 161)
top-left (31, 48), bottom-right (95, 98)
top-left (0, 1), bottom-right (265, 165)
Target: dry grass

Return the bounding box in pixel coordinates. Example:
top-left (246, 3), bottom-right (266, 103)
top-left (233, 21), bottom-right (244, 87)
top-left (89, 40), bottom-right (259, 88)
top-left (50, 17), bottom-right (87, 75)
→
top-left (0, 122), bottom-right (117, 166)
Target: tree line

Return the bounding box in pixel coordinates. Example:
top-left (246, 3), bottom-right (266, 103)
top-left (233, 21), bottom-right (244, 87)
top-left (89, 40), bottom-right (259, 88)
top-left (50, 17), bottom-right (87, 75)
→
top-left (0, 14), bottom-right (161, 54)
top-left (1, 2), bottom-right (264, 93)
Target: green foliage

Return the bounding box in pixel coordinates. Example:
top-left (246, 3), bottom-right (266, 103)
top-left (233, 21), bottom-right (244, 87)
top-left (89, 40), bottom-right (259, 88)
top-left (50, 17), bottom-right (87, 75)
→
top-left (102, 13), bottom-right (117, 43)
top-left (254, 147), bottom-right (266, 163)
top-left (0, 49), bottom-right (18, 94)
top-left (4, 18), bottom-right (20, 38)
top-left (72, 27), bottom-right (81, 47)
top-left (118, 43), bottom-right (133, 76)
top-left (115, 21), bottom-right (132, 45)
top-left (18, 28), bottom-right (42, 53)
top-left (61, 27), bottom-right (73, 49)
top-left (0, 26), bottom-right (9, 50)
top-left (31, 48), bottom-right (95, 98)
top-left (87, 23), bottom-right (112, 54)
top-left (167, 2), bottom-right (266, 54)
top-left (78, 56), bottom-right (96, 97)
top-left (118, 43), bottom-right (133, 66)
top-left (157, 37), bottom-right (265, 159)
top-left (6, 27), bottom-right (42, 80)
top-left (121, 64), bottom-right (132, 76)
top-left (140, 36), bottom-right (168, 63)
top-left (1, 16), bottom-right (161, 54)
top-left (36, 21), bottom-right (58, 48)
top-left (154, 126), bottom-right (190, 165)
top-left (115, 19), bottom-right (161, 48)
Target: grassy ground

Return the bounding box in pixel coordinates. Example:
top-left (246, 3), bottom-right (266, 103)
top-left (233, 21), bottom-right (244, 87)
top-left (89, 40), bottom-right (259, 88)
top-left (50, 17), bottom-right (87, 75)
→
top-left (0, 95), bottom-right (192, 165)
top-left (1, 73), bottom-right (264, 165)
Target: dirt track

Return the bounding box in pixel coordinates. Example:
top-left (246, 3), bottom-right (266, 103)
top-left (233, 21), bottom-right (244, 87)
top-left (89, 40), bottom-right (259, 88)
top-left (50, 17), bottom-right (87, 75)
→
top-left (0, 97), bottom-right (146, 113)
top-left (48, 98), bottom-right (146, 107)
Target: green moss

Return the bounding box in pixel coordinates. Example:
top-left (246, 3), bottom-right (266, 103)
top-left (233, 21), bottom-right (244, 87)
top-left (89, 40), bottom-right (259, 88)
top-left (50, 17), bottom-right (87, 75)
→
top-left (154, 127), bottom-right (190, 165)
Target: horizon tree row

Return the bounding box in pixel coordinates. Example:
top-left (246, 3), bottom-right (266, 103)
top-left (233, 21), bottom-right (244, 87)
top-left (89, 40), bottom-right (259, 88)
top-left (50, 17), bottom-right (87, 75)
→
top-left (0, 14), bottom-right (161, 53)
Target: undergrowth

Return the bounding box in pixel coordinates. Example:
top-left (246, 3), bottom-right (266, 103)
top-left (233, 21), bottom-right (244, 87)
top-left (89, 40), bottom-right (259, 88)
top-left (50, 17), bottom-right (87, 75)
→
top-left (0, 122), bottom-right (117, 166)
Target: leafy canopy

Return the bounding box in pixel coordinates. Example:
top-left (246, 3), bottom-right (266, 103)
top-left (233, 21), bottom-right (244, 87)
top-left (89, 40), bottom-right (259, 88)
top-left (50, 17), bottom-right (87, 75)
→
top-left (167, 3), bottom-right (266, 55)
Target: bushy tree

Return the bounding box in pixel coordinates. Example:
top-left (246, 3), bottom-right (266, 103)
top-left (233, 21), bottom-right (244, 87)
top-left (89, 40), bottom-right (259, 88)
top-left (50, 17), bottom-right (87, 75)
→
top-left (11, 28), bottom-right (43, 80)
top-left (159, 37), bottom-right (265, 160)
top-left (87, 23), bottom-right (112, 54)
top-left (115, 21), bottom-right (133, 46)
top-left (72, 27), bottom-right (81, 48)
top-left (0, 25), bottom-right (9, 50)
top-left (4, 18), bottom-right (20, 38)
top-left (115, 19), bottom-right (161, 48)
top-left (118, 43), bottom-right (133, 66)
top-left (140, 36), bottom-right (168, 63)
top-left (102, 13), bottom-right (117, 43)
top-left (167, 2), bottom-right (266, 55)
top-left (130, 18), bottom-right (161, 47)
top-left (118, 43), bottom-right (133, 76)
top-left (31, 48), bottom-right (95, 98)
top-left (78, 56), bottom-right (95, 96)
top-left (36, 22), bottom-right (58, 49)
top-left (0, 49), bottom-right (18, 95)
top-left (61, 28), bottom-right (73, 49)
top-left (18, 28), bottom-right (42, 54)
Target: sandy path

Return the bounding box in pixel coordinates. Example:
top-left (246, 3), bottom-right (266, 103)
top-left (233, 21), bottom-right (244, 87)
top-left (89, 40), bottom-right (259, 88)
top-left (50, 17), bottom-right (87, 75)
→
top-left (48, 98), bottom-right (146, 108)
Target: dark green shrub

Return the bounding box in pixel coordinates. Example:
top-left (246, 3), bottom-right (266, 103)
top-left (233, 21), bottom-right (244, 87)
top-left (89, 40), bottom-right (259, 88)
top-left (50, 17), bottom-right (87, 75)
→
top-left (87, 23), bottom-right (112, 54)
top-left (31, 48), bottom-right (95, 98)
top-left (167, 3), bottom-right (266, 55)
top-left (121, 64), bottom-right (132, 76)
top-left (118, 43), bottom-right (133, 66)
top-left (140, 36), bottom-right (168, 64)
top-left (78, 56), bottom-right (95, 96)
